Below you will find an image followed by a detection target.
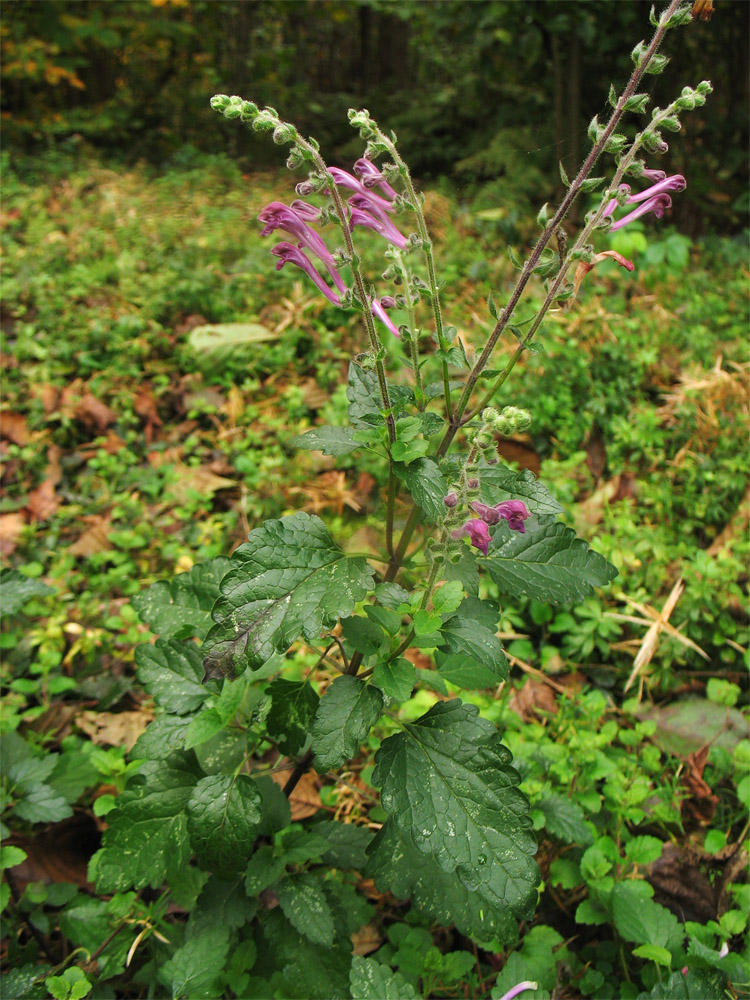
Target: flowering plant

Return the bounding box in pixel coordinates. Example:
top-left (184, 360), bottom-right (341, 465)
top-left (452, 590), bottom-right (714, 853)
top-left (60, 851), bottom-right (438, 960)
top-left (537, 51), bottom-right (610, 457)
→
top-left (89, 2), bottom-right (713, 995)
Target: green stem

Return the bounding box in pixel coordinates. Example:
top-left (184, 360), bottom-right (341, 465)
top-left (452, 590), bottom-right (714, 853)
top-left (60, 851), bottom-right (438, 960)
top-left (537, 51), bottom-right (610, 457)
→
top-left (385, 458), bottom-right (396, 559)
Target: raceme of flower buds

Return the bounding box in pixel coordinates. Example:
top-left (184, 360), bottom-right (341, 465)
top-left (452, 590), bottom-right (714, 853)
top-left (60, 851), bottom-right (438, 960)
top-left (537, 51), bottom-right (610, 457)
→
top-left (470, 500), bottom-right (531, 533)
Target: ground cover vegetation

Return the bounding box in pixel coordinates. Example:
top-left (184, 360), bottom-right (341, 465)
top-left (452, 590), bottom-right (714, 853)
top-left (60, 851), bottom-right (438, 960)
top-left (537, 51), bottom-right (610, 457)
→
top-left (1, 3), bottom-right (748, 1000)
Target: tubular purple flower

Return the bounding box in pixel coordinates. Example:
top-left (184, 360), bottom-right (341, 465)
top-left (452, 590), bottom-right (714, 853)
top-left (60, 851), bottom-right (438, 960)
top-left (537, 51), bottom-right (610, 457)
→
top-left (625, 173), bottom-right (686, 204)
top-left (271, 242), bottom-right (343, 305)
top-left (353, 158), bottom-right (398, 200)
top-left (371, 297), bottom-right (401, 338)
top-left (642, 168), bottom-right (667, 182)
top-left (349, 206), bottom-right (409, 249)
top-left (495, 983), bottom-right (538, 1000)
top-left (608, 193), bottom-right (672, 232)
top-left (471, 499), bottom-right (531, 533)
top-left (289, 199), bottom-right (321, 221)
top-left (451, 518), bottom-right (491, 556)
top-left (327, 167), bottom-right (394, 213)
top-left (259, 202), bottom-right (345, 292)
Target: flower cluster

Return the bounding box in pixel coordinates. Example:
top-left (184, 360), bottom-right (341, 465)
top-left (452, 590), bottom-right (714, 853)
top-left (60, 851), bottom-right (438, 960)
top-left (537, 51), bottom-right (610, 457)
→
top-left (258, 159), bottom-right (407, 337)
top-left (603, 168), bottom-right (686, 232)
top-left (449, 499), bottom-right (531, 556)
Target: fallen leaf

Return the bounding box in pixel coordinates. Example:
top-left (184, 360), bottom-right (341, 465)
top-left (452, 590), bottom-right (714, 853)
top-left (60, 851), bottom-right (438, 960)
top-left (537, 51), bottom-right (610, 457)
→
top-left (76, 708), bottom-right (154, 751)
top-left (585, 424), bottom-right (607, 480)
top-left (495, 437), bottom-right (541, 475)
top-left (26, 479), bottom-right (59, 522)
top-left (0, 411), bottom-right (30, 445)
top-left (0, 512), bottom-right (26, 556)
top-left (68, 514), bottom-right (113, 557)
top-left (682, 745), bottom-right (719, 826)
top-left (352, 923), bottom-right (383, 956)
top-left (508, 677), bottom-right (558, 722)
top-left (134, 386), bottom-right (163, 444)
top-left (165, 465), bottom-right (236, 504)
top-left (39, 384), bottom-right (61, 415)
top-left (268, 769), bottom-right (322, 820)
top-left (77, 429), bottom-right (125, 459)
top-left (8, 813), bottom-right (100, 893)
top-left (75, 392), bottom-right (117, 433)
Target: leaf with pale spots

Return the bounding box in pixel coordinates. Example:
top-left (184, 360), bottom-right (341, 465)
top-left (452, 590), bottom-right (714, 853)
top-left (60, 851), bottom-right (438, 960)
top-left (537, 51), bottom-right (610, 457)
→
top-left (202, 513), bottom-right (374, 678)
top-left (187, 774), bottom-right (262, 876)
top-left (311, 675), bottom-right (384, 772)
top-left (371, 699), bottom-right (540, 928)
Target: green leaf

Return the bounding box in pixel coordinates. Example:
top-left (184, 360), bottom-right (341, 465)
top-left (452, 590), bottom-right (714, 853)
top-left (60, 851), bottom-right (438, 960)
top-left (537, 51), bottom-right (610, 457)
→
top-left (431, 580), bottom-right (464, 615)
top-left (368, 819), bottom-right (518, 945)
top-left (14, 784), bottom-right (72, 824)
top-left (277, 873), bottom-right (335, 946)
top-left (347, 362), bottom-right (383, 428)
top-left (350, 956), bottom-right (418, 999)
top-left (203, 513), bottom-right (375, 678)
top-left (132, 714), bottom-right (192, 760)
top-left (612, 882), bottom-right (682, 949)
top-left (183, 708), bottom-right (224, 750)
top-left (634, 943), bottom-right (673, 965)
top-left (290, 426), bottom-right (362, 456)
top-left (276, 827), bottom-right (331, 864)
top-left (187, 874), bottom-right (258, 937)
top-left (341, 615), bottom-right (387, 655)
top-left (131, 558), bottom-right (232, 640)
top-left (438, 597), bottom-right (508, 680)
top-left (311, 675), bottom-right (384, 772)
top-left (483, 518), bottom-right (618, 604)
top-left (0, 845), bottom-right (27, 869)
top-left (538, 794), bottom-right (593, 846)
top-left (135, 639), bottom-right (208, 714)
top-left (187, 773), bottom-right (262, 876)
top-left (311, 820), bottom-right (374, 870)
top-left (159, 926), bottom-right (230, 1000)
top-left (625, 835), bottom-right (664, 865)
top-left (372, 699), bottom-right (539, 925)
top-left (258, 907), bottom-right (351, 999)
top-left (636, 969), bottom-right (727, 999)
top-left (393, 457), bottom-right (448, 521)
top-left (266, 678), bottom-right (320, 755)
top-left (254, 774), bottom-right (292, 836)
top-left (0, 571), bottom-right (54, 615)
top-left (479, 463), bottom-right (563, 516)
top-left (90, 752), bottom-right (202, 892)
top-left (435, 653), bottom-right (501, 690)
top-left (58, 894), bottom-right (135, 980)
top-left (373, 657), bottom-right (415, 701)
top-left (245, 844), bottom-right (285, 894)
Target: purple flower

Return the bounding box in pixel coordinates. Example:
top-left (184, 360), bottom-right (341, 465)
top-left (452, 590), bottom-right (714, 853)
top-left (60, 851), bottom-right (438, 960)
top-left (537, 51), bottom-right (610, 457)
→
top-left (271, 242), bottom-right (343, 305)
top-left (328, 167), bottom-right (395, 214)
top-left (495, 983), bottom-right (538, 1000)
top-left (353, 157), bottom-right (398, 200)
top-left (451, 518), bottom-right (491, 556)
top-left (259, 201), bottom-right (345, 293)
top-left (471, 499), bottom-right (531, 533)
top-left (603, 172), bottom-right (686, 232)
top-left (371, 297), bottom-right (401, 338)
top-left (289, 199), bottom-right (321, 221)
top-left (349, 203), bottom-right (409, 249)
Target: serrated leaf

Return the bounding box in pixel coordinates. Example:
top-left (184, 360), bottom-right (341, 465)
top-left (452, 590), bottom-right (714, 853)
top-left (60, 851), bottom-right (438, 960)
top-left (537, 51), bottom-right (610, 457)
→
top-left (290, 426), bottom-right (362, 456)
top-left (347, 363), bottom-right (383, 428)
top-left (350, 956), bottom-right (418, 999)
top-left (259, 907), bottom-right (351, 999)
top-left (183, 708), bottom-right (224, 750)
top-left (187, 773), bottom-right (262, 876)
top-left (131, 558), bottom-right (232, 640)
top-left (203, 512), bottom-right (375, 678)
top-left (265, 678), bottom-right (319, 755)
top-left (254, 775), bottom-right (292, 836)
top-left (439, 597), bottom-right (508, 680)
top-left (625, 835), bottom-right (664, 865)
top-left (132, 714), bottom-right (192, 760)
top-left (159, 926), bottom-right (230, 1000)
top-left (393, 457), bottom-right (447, 522)
top-left (341, 615), bottom-right (387, 655)
top-left (276, 827), bottom-right (331, 864)
top-left (636, 969), bottom-right (727, 1000)
top-left (135, 639), bottom-right (207, 714)
top-left (368, 819), bottom-right (518, 945)
top-left (311, 675), bottom-right (384, 772)
top-left (90, 752), bottom-right (202, 892)
top-left (483, 517), bottom-right (617, 604)
top-left (0, 571), bottom-right (54, 615)
top-left (436, 653), bottom-right (502, 690)
top-left (187, 874), bottom-right (258, 937)
top-left (372, 699), bottom-right (539, 924)
top-left (311, 820), bottom-right (374, 869)
top-left (277, 873), bottom-right (335, 946)
top-left (13, 784), bottom-right (72, 824)
top-left (538, 794), bottom-right (593, 845)
top-left (245, 844), bottom-right (285, 894)
top-left (373, 657), bottom-right (415, 701)
top-left (612, 882), bottom-right (682, 948)
top-left (0, 845), bottom-right (27, 869)
top-left (479, 463), bottom-right (563, 516)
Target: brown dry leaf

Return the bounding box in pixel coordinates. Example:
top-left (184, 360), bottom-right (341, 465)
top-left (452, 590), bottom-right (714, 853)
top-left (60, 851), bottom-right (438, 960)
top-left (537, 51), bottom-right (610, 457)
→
top-left (682, 746), bottom-right (719, 826)
top-left (26, 479), bottom-right (60, 522)
top-left (0, 411), bottom-right (30, 445)
top-left (39, 384), bottom-right (61, 415)
top-left (268, 769), bottom-right (322, 820)
top-left (69, 514), bottom-right (113, 557)
top-left (403, 648), bottom-right (433, 672)
top-left (495, 437), bottom-right (541, 475)
top-left (585, 424), bottom-right (607, 481)
top-left (575, 473), bottom-right (638, 531)
top-left (222, 385), bottom-right (245, 430)
top-left (508, 677), bottom-right (558, 722)
top-left (0, 511), bottom-right (26, 556)
top-left (75, 392), bottom-right (117, 433)
top-left (134, 386), bottom-right (163, 444)
top-left (165, 465), bottom-right (236, 504)
top-left (352, 923), bottom-right (383, 956)
top-left (76, 708), bottom-right (154, 751)
top-left (77, 429), bottom-right (126, 459)
top-left (288, 471), bottom-right (363, 516)
top-left (299, 378), bottom-right (329, 411)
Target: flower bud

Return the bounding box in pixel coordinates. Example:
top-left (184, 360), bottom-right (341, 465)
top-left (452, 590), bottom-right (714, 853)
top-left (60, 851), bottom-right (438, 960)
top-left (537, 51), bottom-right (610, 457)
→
top-left (379, 296), bottom-right (397, 309)
top-left (475, 430), bottom-right (494, 449)
top-left (482, 407), bottom-right (500, 424)
top-left (443, 492), bottom-right (458, 508)
top-left (467, 477), bottom-right (480, 490)
top-left (210, 94), bottom-right (233, 113)
top-left (272, 123), bottom-right (296, 145)
top-left (239, 100), bottom-right (259, 123)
